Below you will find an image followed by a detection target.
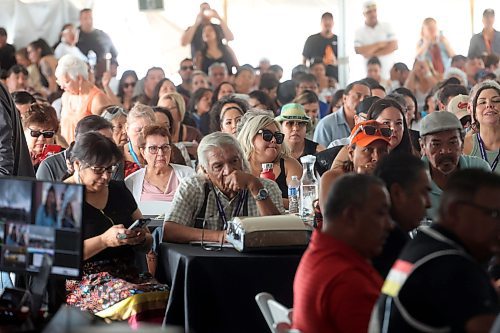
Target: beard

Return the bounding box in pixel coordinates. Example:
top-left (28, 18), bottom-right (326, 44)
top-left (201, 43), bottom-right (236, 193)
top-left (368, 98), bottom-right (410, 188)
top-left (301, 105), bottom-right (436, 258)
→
top-left (435, 154), bottom-right (458, 175)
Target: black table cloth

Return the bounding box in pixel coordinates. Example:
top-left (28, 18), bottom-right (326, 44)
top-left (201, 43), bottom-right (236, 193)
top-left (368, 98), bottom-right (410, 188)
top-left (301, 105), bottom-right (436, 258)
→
top-left (158, 243), bottom-right (303, 333)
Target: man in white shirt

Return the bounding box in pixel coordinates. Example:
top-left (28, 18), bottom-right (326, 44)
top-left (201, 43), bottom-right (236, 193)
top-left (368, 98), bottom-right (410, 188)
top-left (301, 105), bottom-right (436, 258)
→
top-left (354, 1), bottom-right (398, 79)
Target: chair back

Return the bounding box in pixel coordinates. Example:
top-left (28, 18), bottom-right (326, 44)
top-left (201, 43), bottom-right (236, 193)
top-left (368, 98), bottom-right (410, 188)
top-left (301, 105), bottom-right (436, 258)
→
top-left (255, 292), bottom-right (275, 332)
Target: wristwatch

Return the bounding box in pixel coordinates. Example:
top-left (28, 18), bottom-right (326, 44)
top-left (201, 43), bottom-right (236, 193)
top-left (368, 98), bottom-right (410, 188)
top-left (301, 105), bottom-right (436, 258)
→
top-left (254, 188), bottom-right (269, 201)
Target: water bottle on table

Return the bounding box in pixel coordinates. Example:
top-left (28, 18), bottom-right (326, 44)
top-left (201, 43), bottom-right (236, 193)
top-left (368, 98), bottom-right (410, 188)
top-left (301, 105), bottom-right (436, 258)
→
top-left (299, 155), bottom-right (318, 226)
top-left (288, 175), bottom-right (300, 215)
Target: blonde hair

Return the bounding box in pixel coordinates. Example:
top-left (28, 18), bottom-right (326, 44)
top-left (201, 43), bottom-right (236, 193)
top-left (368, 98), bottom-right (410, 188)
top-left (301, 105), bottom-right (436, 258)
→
top-left (127, 103), bottom-right (156, 125)
top-left (158, 92), bottom-right (186, 120)
top-left (237, 112), bottom-right (289, 163)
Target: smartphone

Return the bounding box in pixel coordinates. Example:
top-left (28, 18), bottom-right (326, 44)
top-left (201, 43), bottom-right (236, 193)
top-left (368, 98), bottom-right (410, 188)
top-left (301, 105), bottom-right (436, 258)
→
top-left (128, 218), bottom-right (151, 230)
top-left (40, 144), bottom-right (62, 161)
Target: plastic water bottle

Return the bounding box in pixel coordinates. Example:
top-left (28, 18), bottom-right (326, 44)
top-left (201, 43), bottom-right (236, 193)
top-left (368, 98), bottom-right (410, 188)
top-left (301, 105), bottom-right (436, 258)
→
top-left (260, 163), bottom-right (276, 181)
top-left (288, 176), bottom-right (300, 215)
top-left (300, 155), bottom-right (318, 225)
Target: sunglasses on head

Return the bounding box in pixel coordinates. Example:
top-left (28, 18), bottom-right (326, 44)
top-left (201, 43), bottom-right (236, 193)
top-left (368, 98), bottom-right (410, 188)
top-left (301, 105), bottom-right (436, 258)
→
top-left (123, 82), bottom-right (136, 88)
top-left (354, 125), bottom-right (392, 138)
top-left (257, 129), bottom-right (284, 144)
top-left (181, 65), bottom-right (194, 71)
top-left (29, 128), bottom-right (55, 138)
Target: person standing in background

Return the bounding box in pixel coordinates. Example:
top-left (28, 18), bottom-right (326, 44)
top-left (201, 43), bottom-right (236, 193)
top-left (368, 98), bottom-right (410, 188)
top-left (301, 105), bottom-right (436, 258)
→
top-left (354, 1), bottom-right (398, 79)
top-left (302, 12), bottom-right (338, 68)
top-left (416, 18), bottom-right (455, 75)
top-left (0, 28), bottom-right (16, 72)
top-left (468, 9), bottom-right (500, 58)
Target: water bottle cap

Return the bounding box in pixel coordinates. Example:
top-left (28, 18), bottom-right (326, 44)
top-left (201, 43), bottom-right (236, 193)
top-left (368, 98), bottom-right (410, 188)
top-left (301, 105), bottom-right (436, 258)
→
top-left (291, 175), bottom-right (298, 180)
top-left (300, 155), bottom-right (316, 163)
top-left (262, 163), bottom-right (274, 170)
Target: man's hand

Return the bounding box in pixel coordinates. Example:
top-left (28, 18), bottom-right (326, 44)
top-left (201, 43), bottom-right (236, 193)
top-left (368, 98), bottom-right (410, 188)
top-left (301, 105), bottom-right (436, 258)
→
top-left (222, 170), bottom-right (262, 196)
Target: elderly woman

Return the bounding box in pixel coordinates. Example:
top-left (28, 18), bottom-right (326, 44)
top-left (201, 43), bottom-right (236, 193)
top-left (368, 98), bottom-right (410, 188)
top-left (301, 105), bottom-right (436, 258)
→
top-left (27, 38), bottom-right (59, 96)
top-left (64, 132), bottom-right (168, 323)
top-left (464, 80), bottom-right (500, 174)
top-left (164, 132), bottom-right (284, 244)
top-left (56, 54), bottom-right (112, 143)
top-left (125, 125), bottom-right (194, 210)
top-left (23, 103), bottom-right (63, 170)
top-left (275, 103), bottom-right (325, 161)
top-left (117, 70), bottom-right (138, 111)
top-left (209, 95), bottom-right (248, 135)
top-left (191, 70), bottom-right (210, 94)
top-left (237, 112), bottom-right (303, 207)
top-left (320, 120), bottom-right (391, 207)
top-left (101, 105), bottom-right (128, 149)
top-left (157, 92), bottom-right (202, 158)
top-left (124, 104), bottom-right (156, 176)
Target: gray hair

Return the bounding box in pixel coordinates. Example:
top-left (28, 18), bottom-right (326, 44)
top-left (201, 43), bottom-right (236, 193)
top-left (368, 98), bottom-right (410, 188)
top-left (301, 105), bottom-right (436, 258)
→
top-left (55, 54), bottom-right (89, 81)
top-left (127, 103), bottom-right (156, 125)
top-left (444, 67), bottom-right (468, 87)
top-left (101, 105), bottom-right (127, 122)
top-left (197, 132), bottom-right (249, 173)
top-left (208, 62), bottom-right (228, 76)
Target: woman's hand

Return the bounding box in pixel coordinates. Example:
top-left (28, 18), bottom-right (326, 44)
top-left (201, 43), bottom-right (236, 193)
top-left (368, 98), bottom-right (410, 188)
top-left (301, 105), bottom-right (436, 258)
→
top-left (100, 224), bottom-right (136, 248)
top-left (101, 71), bottom-right (111, 88)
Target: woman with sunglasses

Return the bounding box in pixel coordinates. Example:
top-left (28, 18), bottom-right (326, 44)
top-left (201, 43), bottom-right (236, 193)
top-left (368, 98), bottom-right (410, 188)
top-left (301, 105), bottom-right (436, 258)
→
top-left (125, 125), bottom-right (195, 212)
top-left (319, 120), bottom-right (391, 207)
top-left (22, 103), bottom-right (63, 170)
top-left (275, 103), bottom-right (325, 161)
top-left (65, 131), bottom-right (168, 323)
top-left (237, 112), bottom-right (303, 208)
top-left (117, 70), bottom-right (138, 111)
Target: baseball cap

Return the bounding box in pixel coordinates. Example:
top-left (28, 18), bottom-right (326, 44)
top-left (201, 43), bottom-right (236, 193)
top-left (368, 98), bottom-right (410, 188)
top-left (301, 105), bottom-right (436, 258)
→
top-left (350, 120), bottom-right (390, 147)
top-left (420, 111), bottom-right (462, 136)
top-left (446, 94), bottom-right (469, 120)
top-left (275, 103), bottom-right (310, 123)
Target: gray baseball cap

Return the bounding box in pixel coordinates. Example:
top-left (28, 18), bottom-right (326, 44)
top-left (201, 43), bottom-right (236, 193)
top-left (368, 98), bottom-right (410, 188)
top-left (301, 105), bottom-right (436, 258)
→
top-left (420, 111), bottom-right (462, 136)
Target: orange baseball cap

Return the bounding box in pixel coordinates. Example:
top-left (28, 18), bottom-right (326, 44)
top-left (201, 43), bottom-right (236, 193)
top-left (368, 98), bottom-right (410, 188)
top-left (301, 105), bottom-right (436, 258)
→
top-left (350, 120), bottom-right (391, 147)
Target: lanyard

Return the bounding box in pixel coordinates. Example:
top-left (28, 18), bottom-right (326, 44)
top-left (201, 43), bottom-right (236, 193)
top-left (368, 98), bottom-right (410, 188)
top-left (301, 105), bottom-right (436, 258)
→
top-left (212, 184), bottom-right (248, 228)
top-left (128, 141), bottom-right (142, 167)
top-left (477, 133), bottom-right (500, 172)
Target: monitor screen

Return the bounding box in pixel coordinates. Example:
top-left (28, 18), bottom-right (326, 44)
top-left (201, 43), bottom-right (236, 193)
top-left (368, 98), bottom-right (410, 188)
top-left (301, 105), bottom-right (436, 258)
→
top-left (0, 178), bottom-right (84, 278)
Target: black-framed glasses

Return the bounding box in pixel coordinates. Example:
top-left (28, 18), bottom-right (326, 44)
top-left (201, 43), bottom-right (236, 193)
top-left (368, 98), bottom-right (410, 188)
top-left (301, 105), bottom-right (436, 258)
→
top-left (456, 201), bottom-right (500, 220)
top-left (123, 82), bottom-right (136, 88)
top-left (89, 164), bottom-right (118, 175)
top-left (29, 128), bottom-right (55, 138)
top-left (354, 125), bottom-right (392, 138)
top-left (180, 65), bottom-right (194, 71)
top-left (257, 129), bottom-right (285, 144)
top-left (146, 144), bottom-right (171, 154)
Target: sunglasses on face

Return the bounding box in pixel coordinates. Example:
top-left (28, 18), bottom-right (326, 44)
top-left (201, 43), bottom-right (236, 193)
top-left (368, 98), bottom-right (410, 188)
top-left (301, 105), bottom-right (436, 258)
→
top-left (146, 144), bottom-right (171, 154)
top-left (257, 129), bottom-right (284, 144)
top-left (181, 65), bottom-right (194, 71)
top-left (89, 164), bottom-right (118, 175)
top-left (29, 128), bottom-right (55, 138)
top-left (123, 82), bottom-right (136, 88)
top-left (354, 125), bottom-right (392, 138)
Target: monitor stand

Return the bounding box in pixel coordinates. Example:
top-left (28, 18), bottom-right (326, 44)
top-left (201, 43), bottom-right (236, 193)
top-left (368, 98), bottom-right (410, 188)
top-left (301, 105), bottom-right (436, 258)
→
top-left (29, 253), bottom-right (53, 319)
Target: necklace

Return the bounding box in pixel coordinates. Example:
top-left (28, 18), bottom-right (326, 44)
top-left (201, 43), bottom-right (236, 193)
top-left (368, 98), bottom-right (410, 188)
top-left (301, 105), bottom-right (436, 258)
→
top-left (99, 209), bottom-right (115, 226)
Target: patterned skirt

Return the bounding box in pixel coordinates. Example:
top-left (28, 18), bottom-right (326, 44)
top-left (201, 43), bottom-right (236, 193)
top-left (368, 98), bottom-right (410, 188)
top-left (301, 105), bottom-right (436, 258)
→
top-left (66, 258), bottom-right (169, 325)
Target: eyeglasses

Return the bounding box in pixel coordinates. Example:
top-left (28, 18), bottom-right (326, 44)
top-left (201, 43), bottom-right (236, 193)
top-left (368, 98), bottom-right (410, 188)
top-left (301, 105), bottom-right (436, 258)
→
top-left (29, 128), bottom-right (55, 138)
top-left (123, 82), bottom-right (136, 88)
top-left (89, 164), bottom-right (118, 175)
top-left (257, 129), bottom-right (285, 144)
top-left (146, 144), bottom-right (171, 154)
top-left (456, 201), bottom-right (500, 220)
top-left (180, 65), bottom-right (194, 71)
top-left (353, 125), bottom-right (392, 138)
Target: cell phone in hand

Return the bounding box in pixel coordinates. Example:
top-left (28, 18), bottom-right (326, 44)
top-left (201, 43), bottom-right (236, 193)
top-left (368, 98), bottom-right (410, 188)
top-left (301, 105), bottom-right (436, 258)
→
top-left (128, 218), bottom-right (151, 230)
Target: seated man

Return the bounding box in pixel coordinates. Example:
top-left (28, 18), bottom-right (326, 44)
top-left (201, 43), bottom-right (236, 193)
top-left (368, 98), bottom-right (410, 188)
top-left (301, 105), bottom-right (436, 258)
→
top-left (163, 132), bottom-right (284, 244)
top-left (419, 111), bottom-right (490, 220)
top-left (371, 169), bottom-right (500, 332)
top-left (293, 174), bottom-right (392, 333)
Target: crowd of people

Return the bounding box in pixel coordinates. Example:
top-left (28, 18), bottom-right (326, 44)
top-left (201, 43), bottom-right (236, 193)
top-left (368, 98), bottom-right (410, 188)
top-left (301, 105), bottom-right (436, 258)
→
top-left (0, 1), bottom-right (500, 331)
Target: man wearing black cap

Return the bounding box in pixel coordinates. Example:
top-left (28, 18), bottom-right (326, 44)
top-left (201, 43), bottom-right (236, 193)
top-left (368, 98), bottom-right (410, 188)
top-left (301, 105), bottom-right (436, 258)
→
top-left (468, 9), bottom-right (500, 58)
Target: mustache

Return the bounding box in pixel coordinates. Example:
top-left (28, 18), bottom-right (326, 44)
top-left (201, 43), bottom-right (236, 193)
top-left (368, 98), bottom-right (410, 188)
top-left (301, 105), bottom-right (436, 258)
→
top-left (436, 155), bottom-right (455, 165)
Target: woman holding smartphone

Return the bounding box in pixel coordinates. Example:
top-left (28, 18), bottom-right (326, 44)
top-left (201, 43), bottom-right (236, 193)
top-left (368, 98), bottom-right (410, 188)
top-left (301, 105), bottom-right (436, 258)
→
top-left (65, 132), bottom-right (168, 324)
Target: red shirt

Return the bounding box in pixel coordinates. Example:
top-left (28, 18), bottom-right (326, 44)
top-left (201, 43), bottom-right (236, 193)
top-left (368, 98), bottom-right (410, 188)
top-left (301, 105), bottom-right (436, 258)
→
top-left (292, 230), bottom-right (383, 333)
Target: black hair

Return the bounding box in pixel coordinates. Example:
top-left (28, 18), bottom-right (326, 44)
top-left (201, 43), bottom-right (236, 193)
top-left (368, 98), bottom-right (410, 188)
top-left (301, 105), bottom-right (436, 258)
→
top-left (152, 106), bottom-right (174, 134)
top-left (211, 81), bottom-right (234, 105)
top-left (372, 84), bottom-right (386, 93)
top-left (11, 91), bottom-right (35, 105)
top-left (437, 84), bottom-right (468, 106)
top-left (296, 73), bottom-right (318, 85)
top-left (75, 115), bottom-right (113, 139)
top-left (484, 54), bottom-right (499, 68)
top-left (117, 70), bottom-right (138, 100)
top-left (7, 65), bottom-right (28, 77)
top-left (150, 78), bottom-right (176, 106)
top-left (321, 12), bottom-right (333, 20)
top-left (366, 98), bottom-right (414, 155)
top-left (362, 77), bottom-right (380, 89)
top-left (344, 80), bottom-right (371, 96)
top-left (356, 96), bottom-right (380, 115)
top-left (28, 38), bottom-right (54, 57)
top-left (329, 89), bottom-right (345, 113)
top-left (276, 80), bottom-right (297, 106)
top-left (209, 95), bottom-right (248, 133)
top-left (249, 90), bottom-right (275, 111)
top-left (268, 64), bottom-right (283, 73)
top-left (323, 174), bottom-right (385, 222)
top-left (451, 55), bottom-right (467, 65)
top-left (187, 87), bottom-right (212, 116)
top-left (44, 185), bottom-right (57, 220)
top-left (70, 132), bottom-right (122, 167)
top-left (0, 27), bottom-right (6, 36)
top-left (393, 87), bottom-right (420, 120)
top-left (423, 93), bottom-right (435, 112)
top-left (374, 152), bottom-right (426, 192)
top-left (367, 56), bottom-right (381, 67)
top-left (259, 73), bottom-right (280, 91)
top-left (392, 62), bottom-right (409, 72)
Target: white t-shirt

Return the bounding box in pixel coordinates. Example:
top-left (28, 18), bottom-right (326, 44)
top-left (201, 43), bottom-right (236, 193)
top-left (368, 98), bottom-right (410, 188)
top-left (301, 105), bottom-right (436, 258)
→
top-left (354, 21), bottom-right (397, 79)
top-left (54, 43), bottom-right (87, 61)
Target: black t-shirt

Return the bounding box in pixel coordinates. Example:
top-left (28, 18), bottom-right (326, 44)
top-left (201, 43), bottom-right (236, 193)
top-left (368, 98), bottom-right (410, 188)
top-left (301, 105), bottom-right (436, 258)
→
top-left (77, 28), bottom-right (117, 61)
top-left (0, 43), bottom-right (16, 71)
top-left (302, 33), bottom-right (338, 64)
top-left (372, 224), bottom-right (411, 279)
top-left (83, 180), bottom-right (138, 263)
top-left (190, 23), bottom-right (225, 59)
top-left (374, 225), bottom-right (498, 332)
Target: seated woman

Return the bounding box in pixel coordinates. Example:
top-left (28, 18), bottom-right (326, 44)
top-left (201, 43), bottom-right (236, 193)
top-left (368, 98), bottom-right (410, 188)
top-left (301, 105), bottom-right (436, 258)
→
top-left (27, 38), bottom-right (59, 97)
top-left (211, 81), bottom-right (235, 105)
top-left (117, 70), bottom-right (139, 111)
top-left (125, 125), bottom-right (195, 215)
top-left (65, 132), bottom-right (168, 324)
top-left (150, 78), bottom-right (177, 107)
top-left (186, 87), bottom-right (213, 134)
top-left (275, 103), bottom-right (325, 161)
top-left (101, 105), bottom-right (128, 149)
top-left (319, 120), bottom-right (391, 209)
top-left (237, 111), bottom-right (303, 208)
top-left (22, 103), bottom-right (63, 171)
top-left (209, 95), bottom-right (248, 135)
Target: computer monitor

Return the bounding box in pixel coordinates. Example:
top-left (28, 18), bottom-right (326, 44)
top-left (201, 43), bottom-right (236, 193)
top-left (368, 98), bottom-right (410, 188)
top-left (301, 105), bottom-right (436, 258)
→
top-left (0, 178), bottom-right (84, 278)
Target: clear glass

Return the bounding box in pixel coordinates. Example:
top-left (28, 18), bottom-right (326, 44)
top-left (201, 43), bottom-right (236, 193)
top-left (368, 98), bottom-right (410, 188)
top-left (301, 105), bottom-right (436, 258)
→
top-left (299, 155), bottom-right (318, 225)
